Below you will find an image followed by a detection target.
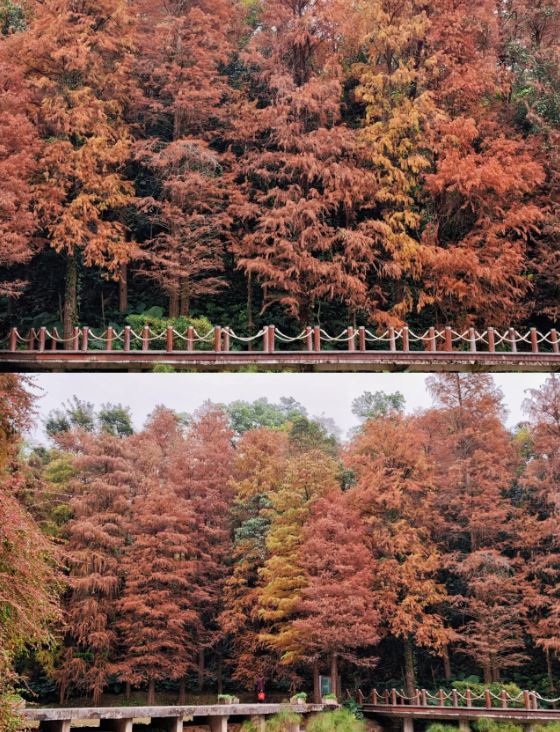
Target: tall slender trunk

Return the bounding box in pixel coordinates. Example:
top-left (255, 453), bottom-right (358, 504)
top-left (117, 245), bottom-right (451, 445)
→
top-left (313, 660), bottom-right (321, 703)
top-left (147, 678), bottom-right (155, 705)
top-left (247, 271), bottom-right (254, 352)
top-left (330, 653), bottom-right (338, 700)
top-left (217, 656), bottom-right (223, 696)
top-left (169, 286), bottom-right (180, 318)
top-left (119, 263), bottom-right (128, 313)
top-left (547, 650), bottom-right (556, 693)
top-left (197, 649), bottom-right (204, 691)
top-left (178, 679), bottom-right (186, 704)
top-left (63, 251), bottom-right (78, 349)
top-left (442, 646), bottom-right (452, 681)
top-left (125, 681), bottom-right (131, 700)
top-left (403, 637), bottom-right (416, 698)
top-left (482, 661), bottom-right (492, 685)
top-left (179, 277), bottom-right (190, 317)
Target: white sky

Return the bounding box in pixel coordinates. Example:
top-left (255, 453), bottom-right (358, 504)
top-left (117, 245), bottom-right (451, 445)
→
top-left (25, 373), bottom-right (550, 445)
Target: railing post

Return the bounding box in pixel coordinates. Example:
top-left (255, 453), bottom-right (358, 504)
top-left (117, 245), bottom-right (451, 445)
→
top-left (469, 327), bottom-right (476, 352)
top-left (524, 691), bottom-right (530, 710)
top-left (27, 328), bottom-right (35, 351)
top-left (488, 327), bottom-right (495, 353)
top-left (391, 688), bottom-right (397, 706)
top-left (372, 689), bottom-right (378, 705)
top-left (389, 327), bottom-right (396, 352)
top-left (551, 329), bottom-right (559, 353)
top-left (484, 689), bottom-right (492, 709)
top-left (223, 327), bottom-right (231, 352)
top-left (305, 326), bottom-right (313, 352)
top-left (72, 327), bottom-right (80, 351)
top-left (142, 325), bottom-right (149, 351)
top-left (51, 330), bottom-right (58, 350)
top-left (402, 326), bottom-right (409, 352)
top-left (509, 327), bottom-right (517, 353)
top-left (413, 689), bottom-right (420, 706)
top-left (81, 327), bottom-right (89, 352)
top-left (37, 327), bottom-right (46, 352)
top-left (262, 326), bottom-right (269, 353)
top-left (187, 326), bottom-right (194, 352)
top-left (214, 326), bottom-right (222, 352)
top-left (166, 326), bottom-right (174, 353)
top-left (445, 326), bottom-right (452, 352)
top-left (452, 689), bottom-right (458, 707)
top-left (313, 326), bottom-right (321, 352)
top-left (531, 692), bottom-right (537, 710)
top-left (466, 689), bottom-right (472, 708)
top-left (428, 326), bottom-right (436, 351)
top-left (269, 325), bottom-right (275, 352)
top-left (106, 327), bottom-right (113, 351)
top-left (530, 327), bottom-right (539, 353)
top-left (439, 690), bottom-right (445, 707)
top-left (359, 326), bottom-right (366, 352)
top-left (421, 690), bottom-right (427, 706)
top-left (348, 326), bottom-right (355, 351)
top-left (123, 326), bottom-right (131, 352)
top-left (501, 690), bottom-right (508, 709)
top-left (9, 328), bottom-right (17, 351)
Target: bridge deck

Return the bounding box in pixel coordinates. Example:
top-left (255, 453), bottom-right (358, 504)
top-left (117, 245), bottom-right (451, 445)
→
top-left (362, 705), bottom-right (560, 723)
top-left (2, 351), bottom-right (560, 372)
top-left (22, 702), bottom-right (324, 722)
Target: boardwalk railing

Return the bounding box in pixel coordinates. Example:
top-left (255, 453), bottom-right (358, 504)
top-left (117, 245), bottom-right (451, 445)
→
top-left (351, 688), bottom-right (560, 711)
top-left (2, 325), bottom-right (560, 354)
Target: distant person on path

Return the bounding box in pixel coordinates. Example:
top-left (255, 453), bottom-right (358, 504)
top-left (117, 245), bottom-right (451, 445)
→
top-left (256, 676), bottom-right (266, 702)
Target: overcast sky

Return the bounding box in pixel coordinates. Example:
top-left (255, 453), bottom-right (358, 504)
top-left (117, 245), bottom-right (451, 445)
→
top-left (25, 372), bottom-right (551, 445)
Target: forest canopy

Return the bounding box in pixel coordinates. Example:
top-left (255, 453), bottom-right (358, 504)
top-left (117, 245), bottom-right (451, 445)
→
top-left (1, 374), bottom-right (560, 711)
top-left (0, 0), bottom-right (559, 338)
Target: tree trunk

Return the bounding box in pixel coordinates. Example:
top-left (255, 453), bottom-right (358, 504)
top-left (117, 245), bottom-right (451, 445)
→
top-left (482, 661), bottom-right (492, 685)
top-left (179, 278), bottom-right (190, 317)
top-left (330, 654), bottom-right (338, 700)
top-left (125, 681), bottom-right (131, 700)
top-left (178, 679), bottom-right (186, 704)
top-left (217, 656), bottom-right (223, 696)
top-left (63, 251), bottom-right (78, 348)
top-left (442, 647), bottom-right (452, 681)
top-left (547, 650), bottom-right (556, 693)
top-left (147, 678), bottom-right (155, 705)
top-left (169, 285), bottom-right (180, 318)
top-left (119, 263), bottom-right (128, 313)
top-left (403, 637), bottom-right (416, 698)
top-left (198, 649), bottom-right (204, 691)
top-left (313, 660), bottom-right (321, 704)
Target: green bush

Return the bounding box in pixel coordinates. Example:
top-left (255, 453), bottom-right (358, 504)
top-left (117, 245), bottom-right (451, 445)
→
top-left (291, 692), bottom-right (308, 702)
top-left (125, 308), bottom-right (214, 351)
top-left (475, 719), bottom-right (523, 732)
top-left (307, 708), bottom-right (366, 732)
top-left (267, 710), bottom-right (302, 732)
top-left (452, 681), bottom-right (524, 708)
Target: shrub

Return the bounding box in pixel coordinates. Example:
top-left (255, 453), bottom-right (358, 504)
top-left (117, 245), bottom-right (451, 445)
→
top-left (125, 308), bottom-right (213, 351)
top-left (307, 708), bottom-right (366, 732)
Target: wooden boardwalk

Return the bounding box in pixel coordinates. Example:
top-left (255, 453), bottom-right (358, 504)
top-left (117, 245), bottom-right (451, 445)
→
top-left (2, 325), bottom-right (560, 372)
top-left (22, 702), bottom-right (327, 731)
top-left (358, 688), bottom-right (560, 732)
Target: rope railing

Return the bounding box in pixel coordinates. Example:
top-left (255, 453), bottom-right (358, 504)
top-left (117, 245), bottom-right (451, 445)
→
top-left (2, 324), bottom-right (560, 355)
top-left (357, 687), bottom-right (560, 711)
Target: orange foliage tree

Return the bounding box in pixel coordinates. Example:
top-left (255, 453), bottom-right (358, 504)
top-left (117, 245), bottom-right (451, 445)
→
top-left (11, 0), bottom-right (137, 340)
top-left (347, 413), bottom-right (452, 696)
top-left (132, 0), bottom-right (236, 316)
top-left (229, 0), bottom-right (379, 323)
top-left (424, 375), bottom-right (526, 682)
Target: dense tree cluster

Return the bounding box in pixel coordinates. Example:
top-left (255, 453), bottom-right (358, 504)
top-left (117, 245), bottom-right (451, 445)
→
top-left (0, 0), bottom-right (558, 336)
top-left (2, 375), bottom-right (560, 706)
